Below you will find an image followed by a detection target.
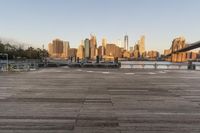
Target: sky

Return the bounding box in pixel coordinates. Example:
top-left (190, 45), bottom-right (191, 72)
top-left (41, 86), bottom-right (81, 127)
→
top-left (0, 0), bottom-right (200, 52)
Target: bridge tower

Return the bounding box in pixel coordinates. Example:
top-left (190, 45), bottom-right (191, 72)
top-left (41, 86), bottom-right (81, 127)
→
top-left (171, 37), bottom-right (187, 62)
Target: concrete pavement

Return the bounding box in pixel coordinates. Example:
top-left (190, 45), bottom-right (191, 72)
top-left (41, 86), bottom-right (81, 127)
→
top-left (0, 68), bottom-right (200, 133)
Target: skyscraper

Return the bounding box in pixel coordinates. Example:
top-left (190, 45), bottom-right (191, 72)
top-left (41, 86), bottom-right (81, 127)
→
top-left (77, 43), bottom-right (85, 59)
top-left (84, 38), bottom-right (90, 59)
top-left (90, 34), bottom-right (97, 59)
top-left (124, 35), bottom-right (129, 51)
top-left (52, 39), bottom-right (64, 57)
top-left (106, 44), bottom-right (122, 58)
top-left (102, 38), bottom-right (107, 56)
top-left (48, 39), bottom-right (70, 58)
top-left (133, 44), bottom-right (140, 59)
top-left (63, 41), bottom-right (70, 59)
top-left (48, 43), bottom-right (53, 56)
top-left (69, 48), bottom-right (77, 58)
top-left (139, 35), bottom-right (145, 55)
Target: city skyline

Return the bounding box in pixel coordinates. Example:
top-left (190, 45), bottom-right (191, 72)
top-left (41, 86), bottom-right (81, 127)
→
top-left (0, 0), bottom-right (200, 52)
top-left (47, 35), bottom-right (199, 62)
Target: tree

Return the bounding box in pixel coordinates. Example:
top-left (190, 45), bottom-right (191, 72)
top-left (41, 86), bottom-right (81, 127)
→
top-left (0, 41), bottom-right (49, 60)
top-left (0, 41), bottom-right (5, 53)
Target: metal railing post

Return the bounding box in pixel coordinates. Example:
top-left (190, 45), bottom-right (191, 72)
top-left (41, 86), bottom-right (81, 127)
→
top-left (6, 54), bottom-right (8, 71)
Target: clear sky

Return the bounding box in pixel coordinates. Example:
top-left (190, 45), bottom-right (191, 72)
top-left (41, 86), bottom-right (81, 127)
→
top-left (0, 0), bottom-right (200, 52)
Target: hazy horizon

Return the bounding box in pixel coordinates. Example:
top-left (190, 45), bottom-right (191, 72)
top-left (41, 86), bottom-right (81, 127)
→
top-left (1, 0), bottom-right (200, 52)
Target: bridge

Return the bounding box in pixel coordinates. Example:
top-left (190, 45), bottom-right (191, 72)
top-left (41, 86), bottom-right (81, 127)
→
top-left (165, 40), bottom-right (200, 57)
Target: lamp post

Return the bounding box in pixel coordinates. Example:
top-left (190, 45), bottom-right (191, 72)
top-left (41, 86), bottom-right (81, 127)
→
top-left (0, 53), bottom-right (8, 71)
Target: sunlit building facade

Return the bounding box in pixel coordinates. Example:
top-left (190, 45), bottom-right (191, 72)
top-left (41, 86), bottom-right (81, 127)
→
top-left (48, 39), bottom-right (70, 59)
top-left (90, 35), bottom-right (97, 59)
top-left (77, 44), bottom-right (85, 59)
top-left (124, 35), bottom-right (129, 51)
top-left (106, 44), bottom-right (122, 58)
top-left (84, 38), bottom-right (90, 59)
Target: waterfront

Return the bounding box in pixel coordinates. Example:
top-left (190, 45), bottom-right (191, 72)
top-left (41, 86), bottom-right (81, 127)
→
top-left (0, 67), bottom-right (200, 132)
top-left (1, 60), bottom-right (200, 72)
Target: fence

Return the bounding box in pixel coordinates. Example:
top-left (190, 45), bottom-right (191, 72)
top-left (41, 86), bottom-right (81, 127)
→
top-left (121, 62), bottom-right (200, 70)
top-left (0, 59), bottom-right (40, 72)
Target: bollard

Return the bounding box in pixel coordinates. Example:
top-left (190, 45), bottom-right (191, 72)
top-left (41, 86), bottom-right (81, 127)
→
top-left (188, 61), bottom-right (193, 70)
top-left (96, 56), bottom-right (99, 63)
top-left (74, 56), bottom-right (77, 62)
top-left (114, 57), bottom-right (118, 64)
top-left (70, 56), bottom-right (73, 62)
top-left (77, 57), bottom-right (80, 63)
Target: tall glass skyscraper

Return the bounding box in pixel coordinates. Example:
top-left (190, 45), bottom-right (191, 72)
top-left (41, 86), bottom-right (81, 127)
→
top-left (84, 38), bottom-right (90, 59)
top-left (124, 35), bottom-right (129, 51)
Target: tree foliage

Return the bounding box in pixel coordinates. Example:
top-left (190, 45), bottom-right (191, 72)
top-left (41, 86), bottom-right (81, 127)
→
top-left (0, 41), bottom-right (49, 60)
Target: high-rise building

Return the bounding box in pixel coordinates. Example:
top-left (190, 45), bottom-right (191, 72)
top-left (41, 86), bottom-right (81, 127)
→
top-left (90, 34), bottom-right (97, 59)
top-left (124, 35), bottom-right (129, 51)
top-left (77, 43), bottom-right (84, 59)
top-left (98, 46), bottom-right (103, 57)
top-left (139, 35), bottom-right (145, 56)
top-left (84, 38), bottom-right (90, 59)
top-left (123, 51), bottom-right (131, 58)
top-left (102, 38), bottom-right (107, 56)
top-left (48, 39), bottom-right (70, 59)
top-left (133, 36), bottom-right (146, 58)
top-left (48, 43), bottom-right (53, 56)
top-left (69, 48), bottom-right (77, 58)
top-left (63, 41), bottom-right (70, 59)
top-left (95, 48), bottom-right (99, 57)
top-left (106, 44), bottom-right (122, 58)
top-left (52, 39), bottom-right (63, 55)
top-left (133, 44), bottom-right (140, 59)
top-left (134, 50), bottom-right (139, 59)
top-left (147, 50), bottom-right (159, 60)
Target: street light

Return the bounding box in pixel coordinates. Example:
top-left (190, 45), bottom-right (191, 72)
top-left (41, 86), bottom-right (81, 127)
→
top-left (0, 53), bottom-right (8, 71)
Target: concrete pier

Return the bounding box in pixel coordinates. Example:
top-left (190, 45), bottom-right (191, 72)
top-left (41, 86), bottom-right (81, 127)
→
top-left (0, 68), bottom-right (200, 133)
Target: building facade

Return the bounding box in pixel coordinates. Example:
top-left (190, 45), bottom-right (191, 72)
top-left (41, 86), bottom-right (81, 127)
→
top-left (139, 35), bottom-right (145, 57)
top-left (84, 38), bottom-right (90, 59)
top-left (90, 35), bottom-right (97, 59)
top-left (106, 44), bottom-right (122, 58)
top-left (48, 39), bottom-right (70, 59)
top-left (77, 44), bottom-right (85, 59)
top-left (124, 35), bottom-right (129, 51)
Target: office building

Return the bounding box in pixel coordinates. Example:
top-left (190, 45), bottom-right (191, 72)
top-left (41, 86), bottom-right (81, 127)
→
top-left (77, 44), bottom-right (85, 59)
top-left (63, 41), bottom-right (70, 59)
top-left (124, 35), bottom-right (129, 51)
top-left (69, 48), bottom-right (77, 58)
top-left (139, 35), bottom-right (145, 57)
top-left (147, 50), bottom-right (159, 60)
top-left (133, 44), bottom-right (140, 59)
top-left (106, 44), bottom-right (122, 58)
top-left (90, 34), bottom-right (97, 59)
top-left (102, 38), bottom-right (107, 56)
top-left (123, 51), bottom-right (131, 58)
top-left (48, 39), bottom-right (70, 59)
top-left (84, 38), bottom-right (90, 59)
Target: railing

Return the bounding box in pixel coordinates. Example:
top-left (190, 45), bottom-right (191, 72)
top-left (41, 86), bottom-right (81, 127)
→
top-left (121, 62), bottom-right (200, 70)
top-left (0, 59), bottom-right (40, 72)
